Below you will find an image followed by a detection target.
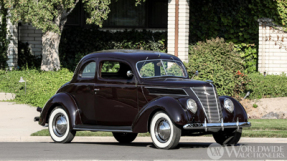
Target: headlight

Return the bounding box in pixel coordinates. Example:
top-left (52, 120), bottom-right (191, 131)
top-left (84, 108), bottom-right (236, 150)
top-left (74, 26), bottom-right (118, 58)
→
top-left (224, 98), bottom-right (234, 113)
top-left (187, 99), bottom-right (198, 114)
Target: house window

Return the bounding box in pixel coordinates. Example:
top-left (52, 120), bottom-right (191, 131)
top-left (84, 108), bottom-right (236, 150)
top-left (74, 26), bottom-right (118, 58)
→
top-left (103, 0), bottom-right (167, 28)
top-left (65, 0), bottom-right (168, 28)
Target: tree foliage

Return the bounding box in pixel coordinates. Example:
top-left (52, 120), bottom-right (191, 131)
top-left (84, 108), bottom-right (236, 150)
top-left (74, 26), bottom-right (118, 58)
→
top-left (189, 0), bottom-right (287, 73)
top-left (0, 0), bottom-right (9, 69)
top-left (4, 0), bottom-right (145, 33)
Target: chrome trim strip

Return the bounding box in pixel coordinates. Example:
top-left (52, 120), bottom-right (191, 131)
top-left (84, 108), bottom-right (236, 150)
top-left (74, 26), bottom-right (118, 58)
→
top-left (73, 128), bottom-right (132, 133)
top-left (146, 87), bottom-right (189, 96)
top-left (135, 59), bottom-right (188, 79)
top-left (190, 87), bottom-right (208, 121)
top-left (183, 122), bottom-right (251, 130)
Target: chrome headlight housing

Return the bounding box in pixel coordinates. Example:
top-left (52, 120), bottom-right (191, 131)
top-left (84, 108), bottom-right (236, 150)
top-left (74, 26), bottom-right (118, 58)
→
top-left (186, 99), bottom-right (198, 114)
top-left (224, 98), bottom-right (234, 113)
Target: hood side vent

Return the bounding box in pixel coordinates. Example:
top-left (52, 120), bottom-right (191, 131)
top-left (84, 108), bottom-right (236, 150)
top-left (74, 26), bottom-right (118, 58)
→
top-left (146, 87), bottom-right (188, 96)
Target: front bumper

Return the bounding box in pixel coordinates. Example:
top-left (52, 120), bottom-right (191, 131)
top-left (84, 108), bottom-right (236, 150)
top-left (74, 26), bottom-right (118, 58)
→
top-left (183, 119), bottom-right (251, 132)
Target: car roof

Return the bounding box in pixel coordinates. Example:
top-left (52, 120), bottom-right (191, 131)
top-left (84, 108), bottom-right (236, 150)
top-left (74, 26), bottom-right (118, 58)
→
top-left (82, 49), bottom-right (182, 63)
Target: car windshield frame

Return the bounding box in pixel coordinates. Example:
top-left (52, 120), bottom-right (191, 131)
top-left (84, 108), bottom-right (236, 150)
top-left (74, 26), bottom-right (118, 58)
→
top-left (136, 59), bottom-right (188, 78)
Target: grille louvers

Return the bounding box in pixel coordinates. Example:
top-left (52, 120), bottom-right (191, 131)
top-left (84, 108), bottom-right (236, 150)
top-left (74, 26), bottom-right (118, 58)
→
top-left (191, 87), bottom-right (222, 123)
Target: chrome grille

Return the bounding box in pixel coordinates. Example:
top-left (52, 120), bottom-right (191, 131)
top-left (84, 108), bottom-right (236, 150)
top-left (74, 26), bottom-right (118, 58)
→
top-left (191, 86), bottom-right (222, 123)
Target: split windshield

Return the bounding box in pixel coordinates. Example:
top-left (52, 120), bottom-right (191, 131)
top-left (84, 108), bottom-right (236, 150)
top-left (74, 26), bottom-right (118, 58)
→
top-left (136, 59), bottom-right (187, 78)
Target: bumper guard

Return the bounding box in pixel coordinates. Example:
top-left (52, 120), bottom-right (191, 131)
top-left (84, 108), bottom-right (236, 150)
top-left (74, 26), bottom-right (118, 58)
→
top-left (183, 118), bottom-right (251, 132)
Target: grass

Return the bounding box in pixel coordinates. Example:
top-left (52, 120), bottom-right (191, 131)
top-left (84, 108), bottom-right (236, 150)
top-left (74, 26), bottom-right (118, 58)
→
top-left (31, 119), bottom-right (287, 138)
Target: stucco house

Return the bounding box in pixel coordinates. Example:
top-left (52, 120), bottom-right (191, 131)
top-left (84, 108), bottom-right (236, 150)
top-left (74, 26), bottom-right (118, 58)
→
top-left (5, 0), bottom-right (287, 74)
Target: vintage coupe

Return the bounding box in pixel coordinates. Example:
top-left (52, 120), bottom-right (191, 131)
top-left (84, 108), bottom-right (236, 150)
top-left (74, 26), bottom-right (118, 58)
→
top-left (35, 49), bottom-right (251, 149)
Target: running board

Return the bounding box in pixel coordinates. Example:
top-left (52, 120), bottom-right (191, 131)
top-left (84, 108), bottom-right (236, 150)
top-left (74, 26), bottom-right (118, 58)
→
top-left (73, 125), bottom-right (132, 133)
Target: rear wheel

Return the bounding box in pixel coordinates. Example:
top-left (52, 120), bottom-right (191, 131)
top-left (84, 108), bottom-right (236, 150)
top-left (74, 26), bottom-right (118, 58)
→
top-left (150, 112), bottom-right (181, 149)
top-left (213, 128), bottom-right (242, 145)
top-left (48, 107), bottom-right (76, 143)
top-left (113, 132), bottom-right (138, 143)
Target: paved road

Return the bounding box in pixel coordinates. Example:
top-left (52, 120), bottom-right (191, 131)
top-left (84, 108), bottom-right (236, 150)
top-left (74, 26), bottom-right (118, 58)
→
top-left (0, 142), bottom-right (286, 160)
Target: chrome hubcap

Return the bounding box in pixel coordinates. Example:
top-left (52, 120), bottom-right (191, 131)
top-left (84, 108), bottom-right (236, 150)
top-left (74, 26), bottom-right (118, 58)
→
top-left (52, 113), bottom-right (67, 137)
top-left (154, 118), bottom-right (171, 143)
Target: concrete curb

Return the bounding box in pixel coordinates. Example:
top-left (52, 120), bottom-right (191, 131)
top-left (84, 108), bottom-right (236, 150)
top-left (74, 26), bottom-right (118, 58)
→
top-left (0, 93), bottom-right (15, 101)
top-left (0, 136), bottom-right (286, 143)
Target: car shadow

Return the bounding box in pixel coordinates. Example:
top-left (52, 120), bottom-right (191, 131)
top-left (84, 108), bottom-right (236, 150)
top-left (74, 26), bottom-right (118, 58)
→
top-left (48, 141), bottom-right (244, 150)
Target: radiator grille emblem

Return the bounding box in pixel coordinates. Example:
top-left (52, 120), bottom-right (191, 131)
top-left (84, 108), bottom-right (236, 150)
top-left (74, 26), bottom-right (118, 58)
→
top-left (203, 91), bottom-right (210, 95)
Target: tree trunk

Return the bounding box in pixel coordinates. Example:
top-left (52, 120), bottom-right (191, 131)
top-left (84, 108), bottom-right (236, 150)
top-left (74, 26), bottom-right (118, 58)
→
top-left (41, 31), bottom-right (61, 71)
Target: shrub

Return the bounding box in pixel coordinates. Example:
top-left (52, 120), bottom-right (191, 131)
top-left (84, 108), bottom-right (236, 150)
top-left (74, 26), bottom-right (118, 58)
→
top-left (245, 73), bottom-right (287, 99)
top-left (185, 37), bottom-right (249, 96)
top-left (0, 69), bottom-right (73, 107)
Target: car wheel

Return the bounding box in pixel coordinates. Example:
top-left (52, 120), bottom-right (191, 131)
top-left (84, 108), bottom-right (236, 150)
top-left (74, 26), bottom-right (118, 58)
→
top-left (48, 107), bottom-right (76, 143)
top-left (150, 111), bottom-right (181, 149)
top-left (113, 132), bottom-right (138, 143)
top-left (213, 128), bottom-right (242, 145)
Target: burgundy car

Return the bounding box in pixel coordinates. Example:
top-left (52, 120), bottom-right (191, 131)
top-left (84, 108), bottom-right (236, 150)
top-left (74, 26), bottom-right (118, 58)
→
top-left (35, 49), bottom-right (251, 149)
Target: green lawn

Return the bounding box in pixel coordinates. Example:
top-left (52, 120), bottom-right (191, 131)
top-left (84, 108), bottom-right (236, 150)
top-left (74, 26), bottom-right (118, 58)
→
top-left (31, 119), bottom-right (287, 137)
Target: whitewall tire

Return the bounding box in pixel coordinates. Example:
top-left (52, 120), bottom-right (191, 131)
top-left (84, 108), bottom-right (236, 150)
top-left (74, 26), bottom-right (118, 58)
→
top-left (48, 107), bottom-right (76, 143)
top-left (150, 112), bottom-right (181, 149)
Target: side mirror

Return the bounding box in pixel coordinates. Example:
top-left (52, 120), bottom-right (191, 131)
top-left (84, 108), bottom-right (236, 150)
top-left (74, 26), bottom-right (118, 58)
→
top-left (127, 70), bottom-right (133, 77)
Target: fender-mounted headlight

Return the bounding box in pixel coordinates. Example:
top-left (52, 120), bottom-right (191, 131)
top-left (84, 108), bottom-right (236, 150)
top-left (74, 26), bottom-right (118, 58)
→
top-left (224, 98), bottom-right (234, 113)
top-left (187, 99), bottom-right (198, 114)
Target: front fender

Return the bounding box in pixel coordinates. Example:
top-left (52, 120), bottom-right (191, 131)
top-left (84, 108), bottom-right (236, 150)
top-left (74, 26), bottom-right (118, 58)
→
top-left (39, 93), bottom-right (82, 127)
top-left (219, 96), bottom-right (248, 122)
top-left (132, 96), bottom-right (188, 133)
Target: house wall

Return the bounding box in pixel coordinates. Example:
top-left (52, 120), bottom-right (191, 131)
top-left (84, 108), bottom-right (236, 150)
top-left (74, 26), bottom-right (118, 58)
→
top-left (258, 18), bottom-right (287, 75)
top-left (167, 0), bottom-right (189, 62)
top-left (19, 24), bottom-right (43, 57)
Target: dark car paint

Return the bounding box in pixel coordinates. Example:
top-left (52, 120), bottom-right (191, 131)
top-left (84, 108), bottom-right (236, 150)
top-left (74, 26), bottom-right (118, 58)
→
top-left (39, 50), bottom-right (248, 133)
top-left (39, 93), bottom-right (82, 126)
top-left (219, 96), bottom-right (248, 122)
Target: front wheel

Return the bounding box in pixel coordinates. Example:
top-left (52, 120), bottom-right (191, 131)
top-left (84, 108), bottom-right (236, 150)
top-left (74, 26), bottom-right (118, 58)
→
top-left (150, 112), bottom-right (181, 149)
top-left (113, 132), bottom-right (138, 143)
top-left (213, 128), bottom-right (242, 145)
top-left (48, 107), bottom-right (76, 143)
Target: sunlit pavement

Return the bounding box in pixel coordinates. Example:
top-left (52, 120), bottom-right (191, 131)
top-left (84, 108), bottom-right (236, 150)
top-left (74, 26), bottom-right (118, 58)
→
top-left (0, 141), bottom-right (286, 160)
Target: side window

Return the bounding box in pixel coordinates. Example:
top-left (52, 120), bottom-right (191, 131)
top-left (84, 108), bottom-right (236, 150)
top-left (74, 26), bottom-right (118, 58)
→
top-left (80, 62), bottom-right (96, 78)
top-left (100, 61), bottom-right (132, 80)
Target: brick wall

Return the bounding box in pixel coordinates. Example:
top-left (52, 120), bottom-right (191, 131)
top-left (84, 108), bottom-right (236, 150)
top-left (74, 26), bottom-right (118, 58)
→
top-left (258, 18), bottom-right (287, 75)
top-left (19, 24), bottom-right (42, 57)
top-left (167, 0), bottom-right (189, 63)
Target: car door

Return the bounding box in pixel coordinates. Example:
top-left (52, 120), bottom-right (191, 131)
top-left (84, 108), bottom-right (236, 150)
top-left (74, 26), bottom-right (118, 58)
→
top-left (94, 59), bottom-right (138, 126)
top-left (72, 59), bottom-right (97, 125)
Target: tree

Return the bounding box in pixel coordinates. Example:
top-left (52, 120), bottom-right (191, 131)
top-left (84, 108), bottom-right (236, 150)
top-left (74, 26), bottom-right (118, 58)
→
top-left (4, 0), bottom-right (144, 71)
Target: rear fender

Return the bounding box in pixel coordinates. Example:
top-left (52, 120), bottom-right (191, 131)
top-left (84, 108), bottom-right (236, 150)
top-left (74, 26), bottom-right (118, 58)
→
top-left (132, 96), bottom-right (188, 133)
top-left (39, 93), bottom-right (82, 127)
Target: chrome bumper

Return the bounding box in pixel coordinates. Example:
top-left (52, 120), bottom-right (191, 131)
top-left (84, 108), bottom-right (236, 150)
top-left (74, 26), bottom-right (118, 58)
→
top-left (183, 119), bottom-right (251, 132)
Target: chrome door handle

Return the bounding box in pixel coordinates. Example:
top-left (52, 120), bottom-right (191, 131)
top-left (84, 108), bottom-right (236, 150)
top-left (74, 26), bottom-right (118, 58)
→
top-left (94, 88), bottom-right (100, 94)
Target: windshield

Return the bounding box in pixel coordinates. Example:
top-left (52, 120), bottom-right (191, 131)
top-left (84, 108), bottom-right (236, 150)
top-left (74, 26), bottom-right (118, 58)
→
top-left (136, 59), bottom-right (187, 78)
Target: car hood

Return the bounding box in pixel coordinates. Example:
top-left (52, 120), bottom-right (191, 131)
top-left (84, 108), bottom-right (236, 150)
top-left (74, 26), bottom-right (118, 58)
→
top-left (141, 78), bottom-right (213, 88)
